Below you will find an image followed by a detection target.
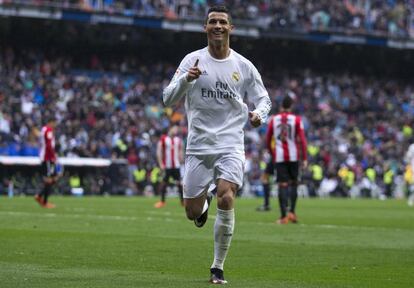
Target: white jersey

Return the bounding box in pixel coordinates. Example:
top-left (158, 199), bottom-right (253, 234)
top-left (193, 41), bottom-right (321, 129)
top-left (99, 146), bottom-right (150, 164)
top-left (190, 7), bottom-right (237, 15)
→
top-left (163, 47), bottom-right (271, 155)
top-left (405, 143), bottom-right (414, 170)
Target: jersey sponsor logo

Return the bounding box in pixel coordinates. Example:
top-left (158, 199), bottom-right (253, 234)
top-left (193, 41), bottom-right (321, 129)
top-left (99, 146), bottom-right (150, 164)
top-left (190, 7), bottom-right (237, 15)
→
top-left (201, 81), bottom-right (239, 100)
top-left (232, 72), bottom-right (240, 82)
top-left (201, 88), bottom-right (238, 99)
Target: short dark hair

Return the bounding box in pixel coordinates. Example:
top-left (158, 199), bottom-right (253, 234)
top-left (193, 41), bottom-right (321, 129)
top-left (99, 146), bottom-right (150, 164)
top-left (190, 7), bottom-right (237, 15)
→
top-left (282, 95), bottom-right (294, 109)
top-left (44, 114), bottom-right (56, 124)
top-left (205, 6), bottom-right (232, 24)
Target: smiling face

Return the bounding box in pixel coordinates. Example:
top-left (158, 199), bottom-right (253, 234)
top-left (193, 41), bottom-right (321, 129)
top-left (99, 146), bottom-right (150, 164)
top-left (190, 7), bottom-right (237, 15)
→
top-left (204, 11), bottom-right (233, 46)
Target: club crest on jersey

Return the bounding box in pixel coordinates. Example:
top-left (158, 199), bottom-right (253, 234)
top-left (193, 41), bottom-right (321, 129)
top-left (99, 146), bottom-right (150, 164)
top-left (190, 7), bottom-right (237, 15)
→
top-left (232, 72), bottom-right (240, 82)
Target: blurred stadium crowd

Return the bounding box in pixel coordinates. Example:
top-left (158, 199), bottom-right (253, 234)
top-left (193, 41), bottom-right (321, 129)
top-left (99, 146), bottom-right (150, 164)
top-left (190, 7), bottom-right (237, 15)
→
top-left (2, 0), bottom-right (414, 38)
top-left (1, 43), bottom-right (413, 199)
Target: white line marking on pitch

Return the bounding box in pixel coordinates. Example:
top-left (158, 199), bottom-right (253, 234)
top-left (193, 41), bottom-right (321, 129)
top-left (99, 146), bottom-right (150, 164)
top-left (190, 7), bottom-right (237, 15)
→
top-left (0, 211), bottom-right (409, 232)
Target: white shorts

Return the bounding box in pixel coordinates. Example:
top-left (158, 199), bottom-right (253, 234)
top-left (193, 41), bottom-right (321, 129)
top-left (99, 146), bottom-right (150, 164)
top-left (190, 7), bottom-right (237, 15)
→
top-left (183, 153), bottom-right (245, 199)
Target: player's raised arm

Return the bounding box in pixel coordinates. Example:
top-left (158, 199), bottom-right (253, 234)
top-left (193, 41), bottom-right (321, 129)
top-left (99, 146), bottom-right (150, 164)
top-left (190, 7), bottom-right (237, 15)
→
top-left (186, 59), bottom-right (201, 82)
top-left (163, 58), bottom-right (200, 107)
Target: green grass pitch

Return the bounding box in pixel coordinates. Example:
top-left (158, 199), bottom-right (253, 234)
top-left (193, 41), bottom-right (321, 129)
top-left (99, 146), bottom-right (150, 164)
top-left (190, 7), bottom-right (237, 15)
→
top-left (1, 196), bottom-right (413, 288)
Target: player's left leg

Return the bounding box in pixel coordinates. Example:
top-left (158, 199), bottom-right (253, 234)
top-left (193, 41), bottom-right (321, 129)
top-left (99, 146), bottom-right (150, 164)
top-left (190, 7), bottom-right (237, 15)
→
top-left (42, 177), bottom-right (56, 208)
top-left (154, 180), bottom-right (167, 208)
top-left (288, 181), bottom-right (298, 223)
top-left (286, 162), bottom-right (299, 223)
top-left (209, 153), bottom-right (244, 284)
top-left (210, 178), bottom-right (237, 284)
top-left (155, 170), bottom-right (170, 208)
top-left (277, 182), bottom-right (289, 224)
top-left (261, 161), bottom-right (274, 211)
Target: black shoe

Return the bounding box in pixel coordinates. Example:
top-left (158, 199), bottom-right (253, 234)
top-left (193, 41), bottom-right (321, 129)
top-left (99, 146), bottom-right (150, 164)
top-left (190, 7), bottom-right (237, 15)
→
top-left (194, 194), bottom-right (212, 228)
top-left (210, 268), bottom-right (227, 284)
top-left (256, 205), bottom-right (271, 212)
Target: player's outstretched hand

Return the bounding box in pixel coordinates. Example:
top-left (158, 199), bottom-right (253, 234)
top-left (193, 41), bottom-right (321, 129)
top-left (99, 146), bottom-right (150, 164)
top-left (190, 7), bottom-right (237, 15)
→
top-left (186, 59), bottom-right (201, 82)
top-left (249, 111), bottom-right (261, 127)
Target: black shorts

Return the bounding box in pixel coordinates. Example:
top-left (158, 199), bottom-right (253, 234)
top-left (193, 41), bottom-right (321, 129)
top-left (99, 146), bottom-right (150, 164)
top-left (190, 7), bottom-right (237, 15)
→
top-left (41, 161), bottom-right (57, 178)
top-left (275, 162), bottom-right (299, 183)
top-left (265, 160), bottom-right (274, 175)
top-left (163, 168), bottom-right (181, 183)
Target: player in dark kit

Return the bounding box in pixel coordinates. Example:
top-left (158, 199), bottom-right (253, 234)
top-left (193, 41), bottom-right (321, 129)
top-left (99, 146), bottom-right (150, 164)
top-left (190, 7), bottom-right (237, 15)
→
top-left (256, 158), bottom-right (274, 211)
top-left (34, 117), bottom-right (59, 208)
top-left (267, 95), bottom-right (307, 224)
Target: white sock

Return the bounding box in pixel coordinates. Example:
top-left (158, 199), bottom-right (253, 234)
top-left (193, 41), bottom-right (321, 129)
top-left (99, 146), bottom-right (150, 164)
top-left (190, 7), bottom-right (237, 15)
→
top-left (409, 194), bottom-right (414, 206)
top-left (211, 208), bottom-right (234, 271)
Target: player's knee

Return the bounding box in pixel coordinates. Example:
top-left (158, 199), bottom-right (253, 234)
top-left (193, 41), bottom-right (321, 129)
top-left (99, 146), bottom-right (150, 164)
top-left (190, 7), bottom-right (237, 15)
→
top-left (218, 192), bottom-right (234, 210)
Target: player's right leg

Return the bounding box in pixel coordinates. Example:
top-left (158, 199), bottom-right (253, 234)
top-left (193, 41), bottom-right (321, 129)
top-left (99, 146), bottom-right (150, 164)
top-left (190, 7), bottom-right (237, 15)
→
top-left (275, 163), bottom-right (289, 224)
top-left (210, 267), bottom-right (228, 284)
top-left (182, 155), bottom-right (213, 225)
top-left (257, 172), bottom-right (271, 211)
top-left (41, 162), bottom-right (57, 208)
top-left (209, 153), bottom-right (244, 284)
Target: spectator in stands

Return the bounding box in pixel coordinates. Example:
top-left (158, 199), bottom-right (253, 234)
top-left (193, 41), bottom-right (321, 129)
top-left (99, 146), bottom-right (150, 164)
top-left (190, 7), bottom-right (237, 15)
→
top-left (4, 0), bottom-right (413, 37)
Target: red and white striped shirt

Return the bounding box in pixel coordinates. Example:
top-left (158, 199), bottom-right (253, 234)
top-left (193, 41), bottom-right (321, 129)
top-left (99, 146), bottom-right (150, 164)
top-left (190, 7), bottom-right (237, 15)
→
top-left (266, 112), bottom-right (307, 163)
top-left (39, 125), bottom-right (56, 162)
top-left (159, 135), bottom-right (183, 169)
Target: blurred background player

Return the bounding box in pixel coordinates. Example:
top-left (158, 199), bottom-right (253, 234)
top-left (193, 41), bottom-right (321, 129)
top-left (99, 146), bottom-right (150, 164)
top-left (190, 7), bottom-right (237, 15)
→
top-left (34, 116), bottom-right (58, 208)
top-left (267, 95), bottom-right (307, 224)
top-left (256, 154), bottom-right (274, 211)
top-left (154, 125), bottom-right (184, 208)
top-left (404, 142), bottom-right (414, 206)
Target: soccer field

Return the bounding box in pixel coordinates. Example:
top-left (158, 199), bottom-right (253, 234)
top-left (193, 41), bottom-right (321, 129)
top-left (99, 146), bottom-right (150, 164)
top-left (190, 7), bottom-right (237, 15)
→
top-left (0, 197), bottom-right (413, 288)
